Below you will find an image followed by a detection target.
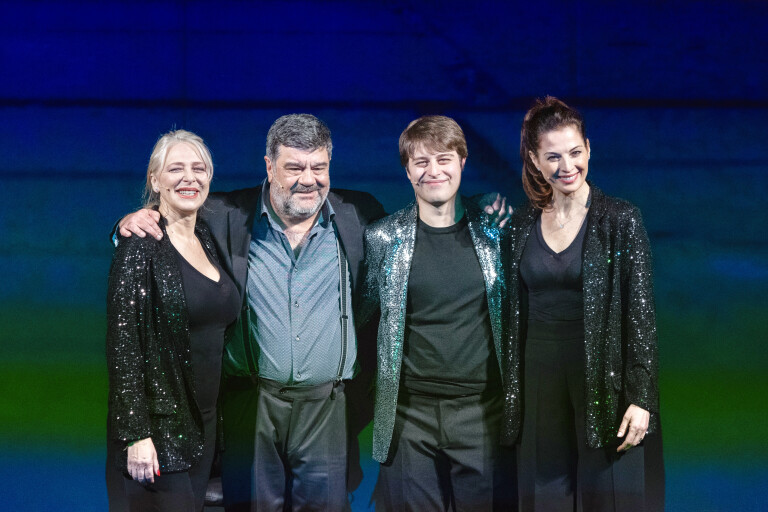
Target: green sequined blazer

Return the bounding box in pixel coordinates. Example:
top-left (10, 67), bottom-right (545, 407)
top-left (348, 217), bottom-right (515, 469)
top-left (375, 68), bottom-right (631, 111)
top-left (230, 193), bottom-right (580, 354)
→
top-left (106, 220), bottom-right (217, 473)
top-left (506, 185), bottom-right (660, 449)
top-left (360, 199), bottom-right (509, 463)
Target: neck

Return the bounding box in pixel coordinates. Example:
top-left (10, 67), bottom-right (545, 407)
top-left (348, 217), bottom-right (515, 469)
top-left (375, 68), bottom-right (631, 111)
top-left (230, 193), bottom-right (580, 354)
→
top-left (417, 195), bottom-right (463, 228)
top-left (550, 182), bottom-right (591, 214)
top-left (160, 206), bottom-right (197, 239)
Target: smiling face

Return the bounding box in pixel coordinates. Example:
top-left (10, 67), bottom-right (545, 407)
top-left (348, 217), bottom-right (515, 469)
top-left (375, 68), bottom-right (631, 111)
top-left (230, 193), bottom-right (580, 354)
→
top-left (265, 145), bottom-right (330, 221)
top-left (405, 144), bottom-right (465, 209)
top-left (529, 125), bottom-right (590, 197)
top-left (151, 142), bottom-right (211, 218)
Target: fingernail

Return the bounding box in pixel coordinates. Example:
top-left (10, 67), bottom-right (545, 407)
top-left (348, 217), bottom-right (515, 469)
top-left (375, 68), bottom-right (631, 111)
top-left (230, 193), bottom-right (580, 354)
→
top-left (156, 470), bottom-right (161, 476)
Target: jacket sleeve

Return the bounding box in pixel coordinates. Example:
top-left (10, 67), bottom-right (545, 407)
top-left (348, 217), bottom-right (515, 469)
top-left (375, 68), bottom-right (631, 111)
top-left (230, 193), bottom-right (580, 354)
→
top-left (622, 206), bottom-right (660, 416)
top-left (106, 236), bottom-right (153, 444)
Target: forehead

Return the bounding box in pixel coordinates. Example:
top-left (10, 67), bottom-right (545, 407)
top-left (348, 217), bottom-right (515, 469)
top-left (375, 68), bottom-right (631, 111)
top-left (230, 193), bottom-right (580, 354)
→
top-left (537, 125), bottom-right (585, 151)
top-left (165, 142), bottom-right (204, 163)
top-left (276, 145), bottom-right (329, 164)
top-left (409, 143), bottom-right (458, 160)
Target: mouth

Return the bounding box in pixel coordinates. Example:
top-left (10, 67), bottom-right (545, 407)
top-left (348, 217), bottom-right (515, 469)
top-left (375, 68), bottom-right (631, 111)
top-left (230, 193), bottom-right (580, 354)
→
top-left (422, 179), bottom-right (448, 186)
top-left (556, 171), bottom-right (581, 184)
top-left (176, 188), bottom-right (200, 198)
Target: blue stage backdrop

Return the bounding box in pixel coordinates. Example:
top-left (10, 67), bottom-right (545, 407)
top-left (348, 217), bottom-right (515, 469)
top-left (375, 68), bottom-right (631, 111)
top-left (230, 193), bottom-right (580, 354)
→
top-left (1, 1), bottom-right (767, 510)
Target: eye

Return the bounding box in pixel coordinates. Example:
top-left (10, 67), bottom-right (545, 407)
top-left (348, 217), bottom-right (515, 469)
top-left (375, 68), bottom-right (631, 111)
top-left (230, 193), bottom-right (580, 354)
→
top-left (167, 167), bottom-right (182, 173)
top-left (438, 158), bottom-right (451, 164)
top-left (194, 166), bottom-right (206, 173)
top-left (571, 150), bottom-right (582, 157)
top-left (547, 156), bottom-right (559, 162)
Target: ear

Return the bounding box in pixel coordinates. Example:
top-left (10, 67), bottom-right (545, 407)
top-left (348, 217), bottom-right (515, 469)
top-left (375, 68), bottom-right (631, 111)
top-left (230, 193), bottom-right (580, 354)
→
top-left (264, 155), bottom-right (274, 183)
top-left (585, 139), bottom-right (591, 159)
top-left (460, 157), bottom-right (467, 170)
top-left (150, 173), bottom-right (159, 191)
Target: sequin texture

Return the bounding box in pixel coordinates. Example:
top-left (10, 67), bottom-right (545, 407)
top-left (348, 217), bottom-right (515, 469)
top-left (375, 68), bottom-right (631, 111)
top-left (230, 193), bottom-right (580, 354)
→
top-left (106, 220), bottom-right (219, 472)
top-left (360, 199), bottom-right (509, 462)
top-left (506, 184), bottom-right (659, 448)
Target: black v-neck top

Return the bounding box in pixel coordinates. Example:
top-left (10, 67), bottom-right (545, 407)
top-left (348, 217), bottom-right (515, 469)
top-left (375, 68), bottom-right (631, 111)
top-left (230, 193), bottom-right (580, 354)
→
top-left (174, 241), bottom-right (240, 412)
top-left (520, 214), bottom-right (588, 338)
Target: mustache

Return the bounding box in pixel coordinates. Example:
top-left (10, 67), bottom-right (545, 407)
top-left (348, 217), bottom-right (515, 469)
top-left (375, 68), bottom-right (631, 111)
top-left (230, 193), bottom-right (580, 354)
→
top-left (291, 183), bottom-right (323, 193)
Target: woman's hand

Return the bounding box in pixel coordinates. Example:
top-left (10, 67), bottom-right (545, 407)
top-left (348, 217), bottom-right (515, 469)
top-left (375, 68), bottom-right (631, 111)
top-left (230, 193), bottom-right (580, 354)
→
top-left (127, 437), bottom-right (160, 484)
top-left (616, 404), bottom-right (650, 452)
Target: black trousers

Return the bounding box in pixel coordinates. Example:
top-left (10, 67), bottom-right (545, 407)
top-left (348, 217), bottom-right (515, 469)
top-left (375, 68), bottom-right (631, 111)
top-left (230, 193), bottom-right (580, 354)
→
top-left (221, 378), bottom-right (348, 512)
top-left (375, 390), bottom-right (506, 512)
top-left (118, 409), bottom-right (217, 512)
top-left (518, 337), bottom-right (646, 512)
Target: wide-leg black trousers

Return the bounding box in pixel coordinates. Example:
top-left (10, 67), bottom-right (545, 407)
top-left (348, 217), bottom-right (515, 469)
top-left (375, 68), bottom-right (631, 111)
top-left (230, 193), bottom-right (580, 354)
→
top-left (518, 334), bottom-right (647, 512)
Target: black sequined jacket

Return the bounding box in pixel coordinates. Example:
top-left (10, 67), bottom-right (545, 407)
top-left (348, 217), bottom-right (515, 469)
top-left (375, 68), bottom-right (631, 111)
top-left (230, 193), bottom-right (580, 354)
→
top-left (505, 185), bottom-right (659, 449)
top-left (106, 220), bottom-right (218, 473)
top-left (360, 199), bottom-right (509, 462)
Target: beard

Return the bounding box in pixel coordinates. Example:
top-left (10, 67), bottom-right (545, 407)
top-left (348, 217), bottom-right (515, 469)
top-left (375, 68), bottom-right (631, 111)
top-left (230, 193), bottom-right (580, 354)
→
top-left (270, 182), bottom-right (328, 220)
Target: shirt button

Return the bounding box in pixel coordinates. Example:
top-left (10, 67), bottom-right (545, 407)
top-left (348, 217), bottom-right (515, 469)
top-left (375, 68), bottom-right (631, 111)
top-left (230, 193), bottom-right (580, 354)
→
top-left (295, 335), bottom-right (300, 341)
top-left (297, 372), bottom-right (302, 378)
top-left (294, 301), bottom-right (299, 307)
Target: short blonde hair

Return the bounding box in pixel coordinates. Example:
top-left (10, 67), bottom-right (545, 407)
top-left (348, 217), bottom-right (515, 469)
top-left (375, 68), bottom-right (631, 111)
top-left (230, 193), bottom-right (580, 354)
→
top-left (143, 129), bottom-right (214, 208)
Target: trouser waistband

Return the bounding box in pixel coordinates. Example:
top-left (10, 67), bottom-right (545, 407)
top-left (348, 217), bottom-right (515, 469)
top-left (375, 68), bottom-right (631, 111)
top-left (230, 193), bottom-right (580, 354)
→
top-left (258, 378), bottom-right (345, 400)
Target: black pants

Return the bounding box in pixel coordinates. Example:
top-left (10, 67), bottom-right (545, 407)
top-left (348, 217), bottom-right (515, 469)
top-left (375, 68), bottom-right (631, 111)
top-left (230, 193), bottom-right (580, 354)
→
top-left (120, 409), bottom-right (217, 512)
top-left (518, 337), bottom-right (646, 512)
top-left (375, 390), bottom-right (505, 512)
top-left (221, 378), bottom-right (348, 512)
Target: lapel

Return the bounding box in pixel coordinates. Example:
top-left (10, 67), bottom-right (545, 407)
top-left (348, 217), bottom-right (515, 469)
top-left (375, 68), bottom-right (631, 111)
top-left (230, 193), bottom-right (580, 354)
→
top-left (581, 185), bottom-right (609, 341)
top-left (512, 206), bottom-right (537, 274)
top-left (226, 191), bottom-right (260, 302)
top-left (328, 192), bottom-right (364, 291)
top-left (155, 221), bottom-right (198, 408)
top-left (388, 202), bottom-right (418, 320)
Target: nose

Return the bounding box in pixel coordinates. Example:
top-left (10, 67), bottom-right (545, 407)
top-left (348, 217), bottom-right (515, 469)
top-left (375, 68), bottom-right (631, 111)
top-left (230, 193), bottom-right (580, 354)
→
top-left (182, 166), bottom-right (196, 182)
top-left (560, 156), bottom-right (572, 173)
top-left (297, 168), bottom-right (315, 185)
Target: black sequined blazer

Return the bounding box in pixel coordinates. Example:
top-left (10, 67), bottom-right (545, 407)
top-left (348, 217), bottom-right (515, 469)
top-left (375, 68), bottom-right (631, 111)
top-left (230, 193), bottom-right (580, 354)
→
top-left (106, 220), bottom-right (218, 473)
top-left (505, 185), bottom-right (659, 449)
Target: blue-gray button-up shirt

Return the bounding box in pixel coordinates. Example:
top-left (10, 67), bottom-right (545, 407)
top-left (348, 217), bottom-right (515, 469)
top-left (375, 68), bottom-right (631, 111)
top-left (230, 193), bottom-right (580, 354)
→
top-left (247, 181), bottom-right (357, 386)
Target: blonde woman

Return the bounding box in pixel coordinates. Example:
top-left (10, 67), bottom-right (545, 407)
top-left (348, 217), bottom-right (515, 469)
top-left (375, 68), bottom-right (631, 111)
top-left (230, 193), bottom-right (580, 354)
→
top-left (106, 130), bottom-right (239, 511)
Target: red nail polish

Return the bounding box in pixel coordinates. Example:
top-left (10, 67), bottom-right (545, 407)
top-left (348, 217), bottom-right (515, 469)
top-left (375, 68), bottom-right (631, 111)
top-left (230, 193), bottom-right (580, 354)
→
top-left (156, 470), bottom-right (161, 476)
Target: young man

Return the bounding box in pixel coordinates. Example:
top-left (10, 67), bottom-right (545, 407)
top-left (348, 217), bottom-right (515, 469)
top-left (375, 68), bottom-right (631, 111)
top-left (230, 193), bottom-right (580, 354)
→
top-left (360, 116), bottom-right (513, 511)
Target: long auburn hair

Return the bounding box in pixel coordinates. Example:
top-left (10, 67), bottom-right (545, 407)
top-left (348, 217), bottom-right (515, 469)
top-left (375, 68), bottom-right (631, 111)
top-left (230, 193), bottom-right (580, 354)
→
top-left (520, 96), bottom-right (587, 210)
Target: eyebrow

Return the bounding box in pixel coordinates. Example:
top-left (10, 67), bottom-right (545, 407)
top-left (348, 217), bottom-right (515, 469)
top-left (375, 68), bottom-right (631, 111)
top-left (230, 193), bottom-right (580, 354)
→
top-left (166, 161), bottom-right (205, 166)
top-left (544, 145), bottom-right (584, 156)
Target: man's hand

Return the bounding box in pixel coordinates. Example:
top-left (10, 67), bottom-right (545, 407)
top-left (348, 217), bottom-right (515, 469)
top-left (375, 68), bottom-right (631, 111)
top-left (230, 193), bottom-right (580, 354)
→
top-left (126, 437), bottom-right (160, 484)
top-left (616, 404), bottom-right (650, 452)
top-left (119, 209), bottom-right (163, 240)
top-left (483, 193), bottom-right (514, 228)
